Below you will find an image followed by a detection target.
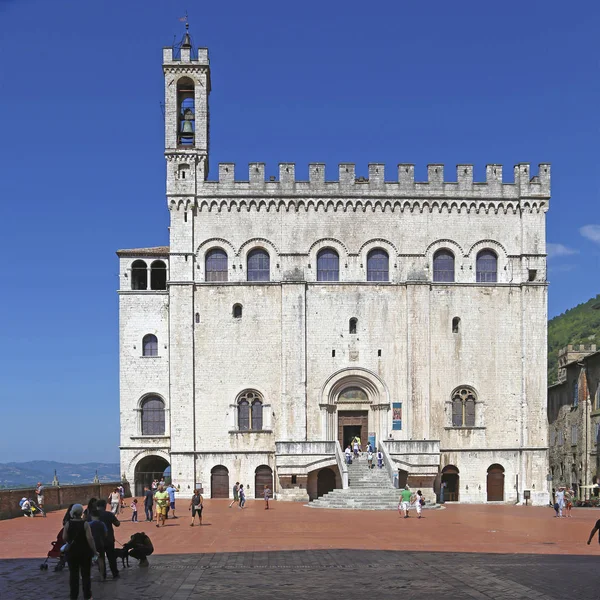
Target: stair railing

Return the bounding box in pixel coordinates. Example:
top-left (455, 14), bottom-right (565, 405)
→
top-left (379, 441), bottom-right (397, 488)
top-left (335, 440), bottom-right (349, 489)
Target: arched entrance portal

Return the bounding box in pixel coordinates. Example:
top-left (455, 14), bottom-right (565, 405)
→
top-left (317, 468), bottom-right (336, 497)
top-left (134, 455), bottom-right (170, 496)
top-left (255, 465), bottom-right (273, 499)
top-left (441, 465), bottom-right (459, 502)
top-left (487, 464), bottom-right (505, 501)
top-left (211, 466), bottom-right (229, 498)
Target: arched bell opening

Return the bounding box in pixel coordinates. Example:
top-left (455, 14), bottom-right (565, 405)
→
top-left (177, 77), bottom-right (195, 146)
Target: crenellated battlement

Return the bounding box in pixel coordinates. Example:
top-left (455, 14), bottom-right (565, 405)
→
top-left (195, 163), bottom-right (550, 200)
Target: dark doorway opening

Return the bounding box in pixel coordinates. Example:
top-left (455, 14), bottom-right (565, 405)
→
top-left (317, 468), bottom-right (337, 498)
top-left (338, 410), bottom-right (368, 451)
top-left (134, 455), bottom-right (170, 496)
top-left (441, 465), bottom-right (459, 501)
top-left (343, 425), bottom-right (361, 450)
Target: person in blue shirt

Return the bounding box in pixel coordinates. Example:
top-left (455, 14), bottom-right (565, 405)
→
top-left (166, 484), bottom-right (177, 519)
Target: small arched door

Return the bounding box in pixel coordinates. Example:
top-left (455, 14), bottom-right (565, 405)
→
top-left (255, 465), bottom-right (273, 499)
top-left (211, 465), bottom-right (229, 499)
top-left (441, 465), bottom-right (460, 502)
top-left (487, 464), bottom-right (505, 501)
top-left (317, 468), bottom-right (336, 497)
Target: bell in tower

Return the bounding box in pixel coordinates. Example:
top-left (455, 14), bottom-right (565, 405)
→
top-left (177, 78), bottom-right (195, 146)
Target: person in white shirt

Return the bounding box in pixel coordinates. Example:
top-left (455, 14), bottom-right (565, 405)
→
top-left (345, 445), bottom-right (352, 465)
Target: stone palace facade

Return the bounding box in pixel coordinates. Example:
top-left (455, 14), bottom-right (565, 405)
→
top-left (118, 33), bottom-right (551, 505)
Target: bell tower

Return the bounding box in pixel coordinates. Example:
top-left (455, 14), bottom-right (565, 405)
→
top-left (163, 25), bottom-right (211, 187)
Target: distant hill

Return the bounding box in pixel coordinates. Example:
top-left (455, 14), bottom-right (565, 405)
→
top-left (0, 461), bottom-right (120, 489)
top-left (548, 294), bottom-right (600, 385)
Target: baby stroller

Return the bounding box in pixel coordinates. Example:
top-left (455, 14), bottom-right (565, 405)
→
top-left (40, 527), bottom-right (67, 571)
top-left (29, 498), bottom-right (46, 517)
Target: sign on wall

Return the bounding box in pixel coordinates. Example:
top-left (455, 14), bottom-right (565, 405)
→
top-left (392, 402), bottom-right (402, 430)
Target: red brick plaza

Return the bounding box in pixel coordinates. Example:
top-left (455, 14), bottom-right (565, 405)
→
top-left (2, 501), bottom-right (600, 559)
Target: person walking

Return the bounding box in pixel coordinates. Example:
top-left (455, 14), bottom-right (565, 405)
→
top-left (399, 486), bottom-right (412, 518)
top-left (118, 484), bottom-right (126, 510)
top-left (88, 510), bottom-right (107, 580)
top-left (345, 445), bottom-right (352, 465)
top-left (229, 482), bottom-right (240, 508)
top-left (414, 490), bottom-right (424, 519)
top-left (166, 483), bottom-right (177, 519)
top-left (353, 438), bottom-right (360, 459)
top-left (377, 449), bottom-right (384, 469)
top-left (264, 485), bottom-right (271, 509)
top-left (108, 488), bottom-right (120, 515)
top-left (239, 484), bottom-right (246, 509)
top-left (189, 489), bottom-right (203, 526)
top-left (35, 482), bottom-right (44, 511)
top-left (62, 503), bottom-right (97, 600)
top-left (555, 487), bottom-right (565, 518)
top-left (154, 485), bottom-right (169, 527)
top-left (587, 518), bottom-right (600, 545)
top-left (151, 479), bottom-right (158, 491)
top-left (143, 486), bottom-right (154, 521)
top-left (367, 449), bottom-right (374, 469)
top-left (131, 498), bottom-right (139, 522)
top-left (95, 499), bottom-right (120, 580)
top-left (564, 488), bottom-right (574, 517)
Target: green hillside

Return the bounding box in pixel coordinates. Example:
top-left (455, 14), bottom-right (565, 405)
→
top-left (548, 294), bottom-right (600, 384)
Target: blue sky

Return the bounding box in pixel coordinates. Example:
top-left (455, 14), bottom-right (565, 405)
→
top-left (0, 0), bottom-right (598, 464)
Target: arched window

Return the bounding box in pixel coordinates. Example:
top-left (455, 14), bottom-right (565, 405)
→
top-left (131, 260), bottom-right (148, 290)
top-left (177, 77), bottom-right (195, 146)
top-left (233, 304), bottom-right (242, 319)
top-left (367, 248), bottom-right (389, 282)
top-left (247, 248), bottom-right (270, 282)
top-left (237, 391), bottom-right (264, 430)
top-left (317, 248), bottom-right (339, 281)
top-left (141, 397), bottom-right (165, 435)
top-left (451, 387), bottom-right (476, 427)
top-left (476, 250), bottom-right (497, 283)
top-left (349, 318), bottom-right (357, 334)
top-left (433, 250), bottom-right (455, 282)
top-left (150, 260), bottom-right (167, 290)
top-left (452, 317), bottom-right (461, 334)
top-left (205, 248), bottom-right (228, 282)
top-left (142, 334), bottom-right (158, 357)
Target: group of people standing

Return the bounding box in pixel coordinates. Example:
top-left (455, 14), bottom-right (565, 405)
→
top-left (345, 440), bottom-right (384, 469)
top-left (61, 496), bottom-right (153, 600)
top-left (229, 482), bottom-right (272, 509)
top-left (552, 486), bottom-right (575, 517)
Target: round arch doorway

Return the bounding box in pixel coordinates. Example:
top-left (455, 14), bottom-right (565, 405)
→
top-left (441, 465), bottom-right (459, 502)
top-left (134, 455), bottom-right (170, 496)
top-left (255, 465), bottom-right (273, 499)
top-left (211, 466), bottom-right (229, 499)
top-left (317, 467), bottom-right (336, 498)
top-left (487, 464), bottom-right (505, 501)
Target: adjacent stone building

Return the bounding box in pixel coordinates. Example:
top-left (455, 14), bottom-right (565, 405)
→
top-left (118, 32), bottom-right (551, 505)
top-left (548, 345), bottom-right (600, 495)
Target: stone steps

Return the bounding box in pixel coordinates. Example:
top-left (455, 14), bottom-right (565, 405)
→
top-left (308, 459), bottom-right (439, 511)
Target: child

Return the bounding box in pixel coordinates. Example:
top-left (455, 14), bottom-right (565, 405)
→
top-left (131, 498), bottom-right (138, 522)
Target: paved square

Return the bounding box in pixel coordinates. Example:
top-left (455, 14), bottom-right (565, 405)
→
top-left (2, 502), bottom-right (600, 599)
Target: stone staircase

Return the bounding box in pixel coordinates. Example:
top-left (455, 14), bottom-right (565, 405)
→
top-left (309, 457), bottom-right (437, 510)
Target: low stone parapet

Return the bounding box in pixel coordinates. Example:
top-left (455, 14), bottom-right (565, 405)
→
top-left (0, 482), bottom-right (129, 520)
